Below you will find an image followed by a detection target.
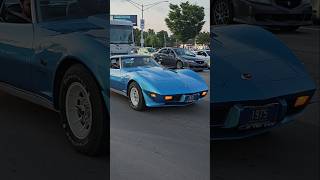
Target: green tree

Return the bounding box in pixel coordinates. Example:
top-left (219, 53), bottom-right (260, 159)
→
top-left (156, 30), bottom-right (169, 48)
top-left (133, 28), bottom-right (141, 46)
top-left (196, 32), bottom-right (210, 45)
top-left (165, 1), bottom-right (205, 45)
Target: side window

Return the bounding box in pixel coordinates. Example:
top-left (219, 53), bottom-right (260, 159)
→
top-left (169, 50), bottom-right (175, 56)
top-left (160, 49), bottom-right (168, 54)
top-left (110, 58), bottom-right (120, 69)
top-left (0, 0), bottom-right (32, 23)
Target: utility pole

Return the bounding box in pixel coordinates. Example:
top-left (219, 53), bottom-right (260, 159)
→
top-left (125, 0), bottom-right (169, 48)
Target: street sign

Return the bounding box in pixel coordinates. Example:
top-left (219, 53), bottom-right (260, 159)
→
top-left (111, 15), bottom-right (138, 26)
top-left (140, 19), bottom-right (145, 29)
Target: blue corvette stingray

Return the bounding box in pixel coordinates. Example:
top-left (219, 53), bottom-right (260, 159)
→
top-left (110, 55), bottom-right (208, 110)
top-left (211, 25), bottom-right (316, 139)
top-left (0, 0), bottom-right (108, 155)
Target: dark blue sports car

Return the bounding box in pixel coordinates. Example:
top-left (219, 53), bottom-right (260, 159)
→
top-left (0, 0), bottom-right (108, 155)
top-left (211, 25), bottom-right (316, 139)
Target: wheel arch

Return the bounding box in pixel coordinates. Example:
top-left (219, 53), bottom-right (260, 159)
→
top-left (126, 79), bottom-right (137, 96)
top-left (53, 56), bottom-right (104, 110)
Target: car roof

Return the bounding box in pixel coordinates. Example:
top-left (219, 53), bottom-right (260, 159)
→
top-left (110, 54), bottom-right (150, 59)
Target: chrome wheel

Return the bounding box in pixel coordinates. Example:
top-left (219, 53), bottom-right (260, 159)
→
top-left (213, 0), bottom-right (231, 25)
top-left (65, 82), bottom-right (92, 140)
top-left (130, 87), bottom-right (140, 107)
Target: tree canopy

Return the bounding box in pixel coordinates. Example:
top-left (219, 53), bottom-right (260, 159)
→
top-left (165, 1), bottom-right (205, 44)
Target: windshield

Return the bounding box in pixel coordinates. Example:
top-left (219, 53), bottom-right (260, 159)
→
top-left (122, 57), bottom-right (159, 68)
top-left (36, 0), bottom-right (107, 22)
top-left (173, 48), bottom-right (196, 57)
top-left (110, 25), bottom-right (133, 44)
top-left (206, 50), bottom-right (210, 55)
top-left (147, 48), bottom-right (156, 53)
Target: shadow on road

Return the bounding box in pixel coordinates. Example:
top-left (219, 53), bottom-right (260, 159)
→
top-left (0, 92), bottom-right (108, 180)
top-left (212, 108), bottom-right (319, 180)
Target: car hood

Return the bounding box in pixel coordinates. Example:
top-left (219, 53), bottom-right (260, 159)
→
top-left (37, 14), bottom-right (107, 44)
top-left (212, 25), bottom-right (316, 102)
top-left (126, 67), bottom-right (208, 94)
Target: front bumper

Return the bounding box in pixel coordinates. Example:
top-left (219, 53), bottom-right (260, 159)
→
top-left (211, 90), bottom-right (315, 140)
top-left (233, 0), bottom-right (313, 27)
top-left (143, 90), bottom-right (208, 107)
top-left (184, 61), bottom-right (208, 71)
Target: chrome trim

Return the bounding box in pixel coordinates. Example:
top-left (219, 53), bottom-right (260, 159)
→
top-left (110, 88), bottom-right (127, 96)
top-left (0, 82), bottom-right (57, 112)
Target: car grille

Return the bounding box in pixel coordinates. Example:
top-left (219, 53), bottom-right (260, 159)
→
top-left (275, 0), bottom-right (301, 9)
top-left (196, 61), bottom-right (205, 64)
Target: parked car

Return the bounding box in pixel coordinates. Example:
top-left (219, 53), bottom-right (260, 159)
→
top-left (110, 55), bottom-right (208, 111)
top-left (0, 0), bottom-right (108, 155)
top-left (211, 25), bottom-right (316, 139)
top-left (212, 0), bottom-right (313, 31)
top-left (153, 47), bottom-right (208, 71)
top-left (137, 47), bottom-right (157, 56)
top-left (195, 50), bottom-right (211, 68)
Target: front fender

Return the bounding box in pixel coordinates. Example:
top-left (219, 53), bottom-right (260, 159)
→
top-left (128, 74), bottom-right (159, 94)
top-left (33, 31), bottom-right (109, 110)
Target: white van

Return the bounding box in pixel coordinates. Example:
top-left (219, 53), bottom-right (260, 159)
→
top-left (110, 19), bottom-right (135, 55)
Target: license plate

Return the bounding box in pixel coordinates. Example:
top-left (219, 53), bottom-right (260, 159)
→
top-left (185, 94), bottom-right (199, 103)
top-left (238, 103), bottom-right (280, 130)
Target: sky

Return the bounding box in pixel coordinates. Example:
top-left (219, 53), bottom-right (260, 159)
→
top-left (110, 0), bottom-right (210, 33)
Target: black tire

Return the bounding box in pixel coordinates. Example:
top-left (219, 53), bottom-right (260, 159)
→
top-left (176, 61), bottom-right (183, 69)
top-left (212, 0), bottom-right (233, 25)
top-left (59, 64), bottom-right (108, 156)
top-left (128, 82), bottom-right (146, 111)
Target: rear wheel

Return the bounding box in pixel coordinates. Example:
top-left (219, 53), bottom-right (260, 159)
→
top-left (128, 82), bottom-right (146, 111)
top-left (60, 64), bottom-right (108, 156)
top-left (212, 0), bottom-right (233, 25)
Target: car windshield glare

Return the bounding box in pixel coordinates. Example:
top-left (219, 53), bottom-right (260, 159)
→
top-left (122, 57), bottom-right (159, 68)
top-left (37, 0), bottom-right (107, 22)
top-left (174, 48), bottom-right (196, 57)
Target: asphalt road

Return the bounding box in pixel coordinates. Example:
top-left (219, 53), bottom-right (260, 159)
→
top-left (110, 71), bottom-right (210, 180)
top-left (0, 93), bottom-right (108, 179)
top-left (212, 26), bottom-right (320, 180)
